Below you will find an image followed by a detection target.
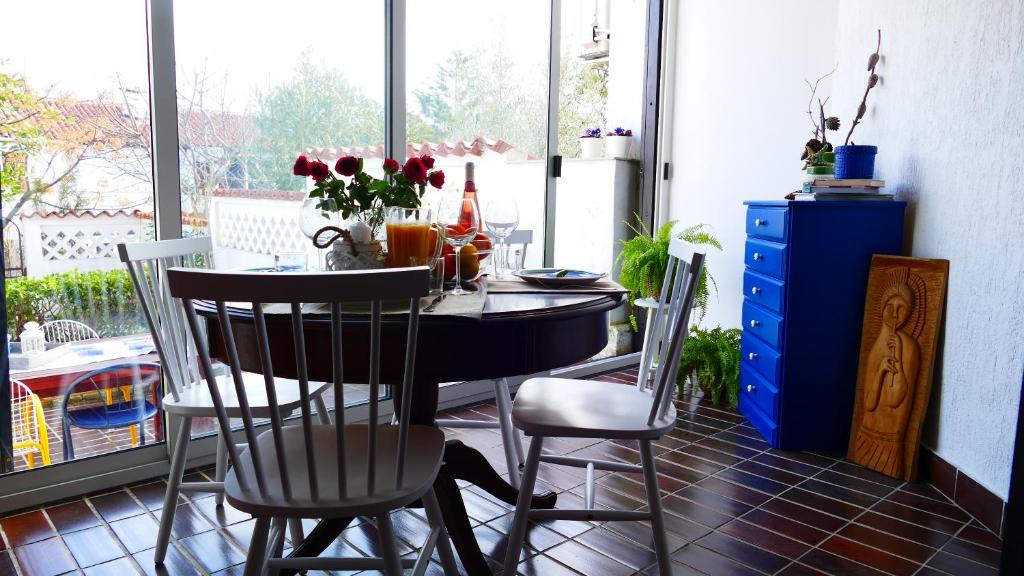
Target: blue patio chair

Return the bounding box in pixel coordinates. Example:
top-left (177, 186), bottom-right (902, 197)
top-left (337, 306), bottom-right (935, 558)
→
top-left (61, 362), bottom-right (161, 461)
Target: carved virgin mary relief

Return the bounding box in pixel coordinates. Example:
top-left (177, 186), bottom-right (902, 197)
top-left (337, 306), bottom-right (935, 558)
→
top-left (849, 256), bottom-right (949, 481)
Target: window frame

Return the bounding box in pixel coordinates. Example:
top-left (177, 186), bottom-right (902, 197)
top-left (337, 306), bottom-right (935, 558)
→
top-left (0, 0), bottom-right (659, 512)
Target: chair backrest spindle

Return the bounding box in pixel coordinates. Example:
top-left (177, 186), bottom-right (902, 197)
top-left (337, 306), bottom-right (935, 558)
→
top-left (118, 238), bottom-right (214, 404)
top-left (639, 238), bottom-right (705, 425)
top-left (167, 267), bottom-right (429, 506)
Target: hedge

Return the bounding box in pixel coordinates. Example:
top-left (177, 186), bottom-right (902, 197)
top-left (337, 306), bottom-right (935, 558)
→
top-left (6, 268), bottom-right (146, 339)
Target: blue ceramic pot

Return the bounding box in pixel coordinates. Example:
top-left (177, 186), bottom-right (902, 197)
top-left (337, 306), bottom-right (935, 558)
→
top-left (834, 145), bottom-right (877, 179)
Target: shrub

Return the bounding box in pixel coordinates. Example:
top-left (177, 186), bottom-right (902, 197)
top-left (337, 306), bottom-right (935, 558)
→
top-left (6, 268), bottom-right (145, 339)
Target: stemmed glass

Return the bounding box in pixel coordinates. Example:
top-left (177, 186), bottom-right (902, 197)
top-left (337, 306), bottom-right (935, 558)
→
top-left (437, 197), bottom-right (480, 296)
top-left (484, 198), bottom-right (519, 279)
top-left (299, 198), bottom-right (339, 270)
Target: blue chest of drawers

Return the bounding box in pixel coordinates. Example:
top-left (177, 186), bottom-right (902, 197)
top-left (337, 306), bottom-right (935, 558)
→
top-left (739, 200), bottom-right (906, 451)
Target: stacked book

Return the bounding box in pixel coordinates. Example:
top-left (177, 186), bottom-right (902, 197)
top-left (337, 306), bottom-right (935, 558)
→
top-left (795, 179), bottom-right (894, 201)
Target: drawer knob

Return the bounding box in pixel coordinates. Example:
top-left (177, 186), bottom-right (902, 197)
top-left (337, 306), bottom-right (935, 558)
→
top-left (754, 218), bottom-right (765, 227)
top-left (752, 252), bottom-right (763, 261)
top-left (746, 384), bottom-right (756, 393)
top-left (748, 352), bottom-right (759, 361)
top-left (749, 319), bottom-right (760, 328)
top-left (751, 286), bottom-right (762, 295)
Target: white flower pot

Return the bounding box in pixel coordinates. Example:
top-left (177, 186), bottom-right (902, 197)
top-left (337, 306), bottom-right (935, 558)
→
top-left (579, 137), bottom-right (604, 159)
top-left (606, 135), bottom-right (631, 158)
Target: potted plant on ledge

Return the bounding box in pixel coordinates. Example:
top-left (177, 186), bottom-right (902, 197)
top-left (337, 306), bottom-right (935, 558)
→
top-left (579, 128), bottom-right (604, 159)
top-left (605, 127), bottom-right (632, 158)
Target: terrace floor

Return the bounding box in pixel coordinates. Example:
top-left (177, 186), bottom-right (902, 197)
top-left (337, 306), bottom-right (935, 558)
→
top-left (0, 367), bottom-right (1004, 575)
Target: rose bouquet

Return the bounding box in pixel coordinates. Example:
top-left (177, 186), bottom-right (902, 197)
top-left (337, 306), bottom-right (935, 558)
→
top-left (293, 154), bottom-right (445, 236)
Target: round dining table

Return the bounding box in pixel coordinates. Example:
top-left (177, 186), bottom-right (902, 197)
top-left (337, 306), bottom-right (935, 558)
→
top-left (201, 289), bottom-right (625, 575)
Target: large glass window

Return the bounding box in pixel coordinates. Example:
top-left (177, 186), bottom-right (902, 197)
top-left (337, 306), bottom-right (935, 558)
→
top-left (173, 1), bottom-right (386, 272)
top-left (1, 1), bottom-right (160, 472)
top-left (405, 0), bottom-right (551, 269)
top-left (172, 1), bottom-right (387, 432)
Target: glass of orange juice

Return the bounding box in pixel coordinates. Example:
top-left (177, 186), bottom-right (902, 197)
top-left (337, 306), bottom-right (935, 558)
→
top-left (385, 207), bottom-right (437, 268)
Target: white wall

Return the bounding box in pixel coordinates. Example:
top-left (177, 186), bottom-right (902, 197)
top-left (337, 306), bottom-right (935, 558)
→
top-left (832, 0), bottom-right (1024, 500)
top-left (668, 0), bottom-right (1024, 499)
top-left (667, 0), bottom-right (839, 328)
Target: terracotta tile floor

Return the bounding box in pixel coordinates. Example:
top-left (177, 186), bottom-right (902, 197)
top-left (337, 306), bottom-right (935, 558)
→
top-left (0, 367), bottom-right (1004, 575)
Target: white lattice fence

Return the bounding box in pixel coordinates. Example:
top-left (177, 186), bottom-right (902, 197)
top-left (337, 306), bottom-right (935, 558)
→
top-left (21, 211), bottom-right (148, 278)
top-left (208, 196), bottom-right (312, 270)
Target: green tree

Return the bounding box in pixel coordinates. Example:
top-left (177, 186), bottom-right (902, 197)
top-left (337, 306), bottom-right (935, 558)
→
top-left (557, 57), bottom-right (608, 157)
top-left (414, 49), bottom-right (547, 158)
top-left (412, 48), bottom-right (607, 160)
top-left (1, 70), bottom-right (104, 225)
top-left (251, 57), bottom-right (385, 191)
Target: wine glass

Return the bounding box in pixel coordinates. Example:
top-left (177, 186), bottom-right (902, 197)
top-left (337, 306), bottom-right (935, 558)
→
top-left (299, 198), bottom-right (338, 270)
top-left (437, 197), bottom-right (480, 296)
top-left (484, 198), bottom-right (519, 279)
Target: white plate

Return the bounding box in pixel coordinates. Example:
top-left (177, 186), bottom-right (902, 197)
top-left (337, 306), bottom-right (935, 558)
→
top-left (512, 268), bottom-right (607, 286)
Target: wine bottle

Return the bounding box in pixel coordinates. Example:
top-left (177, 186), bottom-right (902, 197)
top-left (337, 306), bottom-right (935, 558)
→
top-left (459, 161), bottom-right (481, 231)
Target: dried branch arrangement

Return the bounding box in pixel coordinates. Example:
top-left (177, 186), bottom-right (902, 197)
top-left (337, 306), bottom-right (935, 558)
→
top-left (799, 29), bottom-right (883, 167)
top-left (845, 29), bottom-right (882, 145)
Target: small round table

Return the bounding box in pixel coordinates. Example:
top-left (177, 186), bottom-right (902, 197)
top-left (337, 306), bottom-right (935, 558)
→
top-left (203, 290), bottom-right (624, 575)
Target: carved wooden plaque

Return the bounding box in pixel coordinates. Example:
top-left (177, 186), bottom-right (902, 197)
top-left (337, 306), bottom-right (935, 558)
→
top-left (848, 255), bottom-right (949, 481)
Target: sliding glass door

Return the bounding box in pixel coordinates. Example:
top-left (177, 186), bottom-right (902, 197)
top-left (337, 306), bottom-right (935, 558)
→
top-left (0, 0), bottom-right (652, 508)
top-left (0, 0), bottom-right (165, 485)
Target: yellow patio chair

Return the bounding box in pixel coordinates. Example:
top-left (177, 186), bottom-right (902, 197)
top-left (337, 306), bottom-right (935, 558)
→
top-left (11, 378), bottom-right (51, 468)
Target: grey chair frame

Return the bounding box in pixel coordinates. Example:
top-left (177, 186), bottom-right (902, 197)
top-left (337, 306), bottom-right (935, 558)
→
top-left (502, 238), bottom-right (705, 576)
top-left (167, 266), bottom-right (457, 576)
top-left (435, 229), bottom-right (533, 487)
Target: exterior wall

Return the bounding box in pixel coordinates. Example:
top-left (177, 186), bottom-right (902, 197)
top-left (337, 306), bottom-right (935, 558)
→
top-left (833, 0), bottom-right (1024, 500)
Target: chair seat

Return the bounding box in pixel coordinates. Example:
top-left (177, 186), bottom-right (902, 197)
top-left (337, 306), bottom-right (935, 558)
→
top-left (163, 371), bottom-right (332, 418)
top-left (67, 402), bottom-right (158, 428)
top-left (512, 377), bottom-right (677, 440)
top-left (224, 424), bottom-right (446, 518)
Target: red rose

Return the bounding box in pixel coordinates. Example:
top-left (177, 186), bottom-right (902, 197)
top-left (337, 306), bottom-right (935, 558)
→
top-left (428, 170), bottom-right (445, 189)
top-left (402, 156), bottom-right (427, 184)
top-left (382, 157), bottom-right (400, 174)
top-left (420, 155), bottom-right (435, 169)
top-left (293, 155), bottom-right (312, 177)
top-left (335, 155), bottom-right (359, 177)
top-left (309, 160), bottom-right (330, 182)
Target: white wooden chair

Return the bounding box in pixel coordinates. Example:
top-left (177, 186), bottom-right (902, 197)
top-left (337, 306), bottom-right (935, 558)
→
top-left (11, 378), bottom-right (50, 468)
top-left (167, 265), bottom-right (458, 576)
top-left (435, 229), bottom-right (533, 487)
top-left (502, 238), bottom-right (705, 576)
top-left (117, 237), bottom-right (332, 563)
top-left (40, 319), bottom-right (99, 343)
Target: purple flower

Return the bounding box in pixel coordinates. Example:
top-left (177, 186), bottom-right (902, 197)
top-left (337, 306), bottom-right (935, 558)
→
top-left (582, 128), bottom-right (602, 138)
top-left (607, 127), bottom-right (632, 137)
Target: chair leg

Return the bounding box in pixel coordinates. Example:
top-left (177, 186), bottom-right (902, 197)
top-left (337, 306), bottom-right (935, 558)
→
top-left (62, 420), bottom-right (74, 461)
top-left (640, 439), bottom-right (672, 576)
top-left (313, 393), bottom-right (332, 425)
top-left (154, 416), bottom-right (192, 564)
top-left (243, 516), bottom-right (271, 576)
top-left (502, 435), bottom-right (544, 573)
top-left (376, 513), bottom-right (404, 576)
top-left (498, 378), bottom-right (525, 465)
top-left (268, 518), bottom-right (286, 576)
top-left (494, 378), bottom-right (522, 489)
top-left (287, 518), bottom-right (304, 547)
top-left (214, 431), bottom-right (228, 506)
top-left (422, 488), bottom-right (459, 576)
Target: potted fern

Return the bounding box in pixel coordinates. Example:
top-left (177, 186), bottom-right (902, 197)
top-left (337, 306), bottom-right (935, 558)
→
top-left (677, 326), bottom-right (742, 408)
top-left (616, 218), bottom-right (721, 328)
